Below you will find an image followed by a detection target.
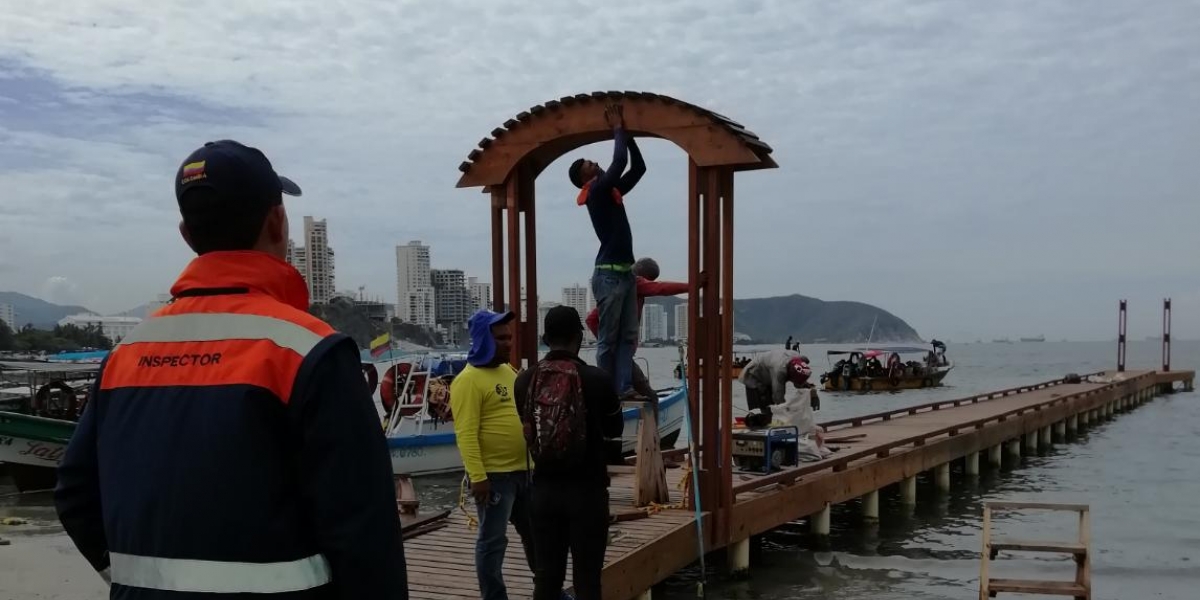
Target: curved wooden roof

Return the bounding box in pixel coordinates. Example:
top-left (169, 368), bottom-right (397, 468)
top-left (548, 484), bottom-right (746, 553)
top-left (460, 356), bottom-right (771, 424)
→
top-left (456, 91), bottom-right (777, 188)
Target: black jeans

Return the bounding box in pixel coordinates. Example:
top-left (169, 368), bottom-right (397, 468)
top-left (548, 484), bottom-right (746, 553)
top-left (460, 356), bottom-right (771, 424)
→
top-left (530, 478), bottom-right (610, 600)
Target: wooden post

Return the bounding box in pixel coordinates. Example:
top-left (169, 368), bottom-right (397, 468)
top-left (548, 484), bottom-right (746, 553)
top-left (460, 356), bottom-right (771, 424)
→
top-left (394, 475), bottom-right (419, 515)
top-left (719, 169), bottom-right (735, 548)
top-left (702, 167), bottom-right (723, 546)
top-left (685, 158), bottom-right (701, 480)
top-left (489, 193), bottom-right (505, 312)
top-left (520, 169), bottom-right (539, 364)
top-left (630, 401), bottom-right (668, 506)
top-left (505, 175), bottom-right (523, 369)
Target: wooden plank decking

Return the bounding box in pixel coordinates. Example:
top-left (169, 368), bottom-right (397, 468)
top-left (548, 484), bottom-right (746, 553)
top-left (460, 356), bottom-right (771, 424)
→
top-left (403, 369), bottom-right (1176, 600)
top-left (405, 471), bottom-right (702, 600)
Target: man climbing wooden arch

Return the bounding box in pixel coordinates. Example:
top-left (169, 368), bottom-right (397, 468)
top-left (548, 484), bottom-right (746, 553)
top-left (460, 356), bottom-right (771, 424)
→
top-left (455, 91), bottom-right (777, 554)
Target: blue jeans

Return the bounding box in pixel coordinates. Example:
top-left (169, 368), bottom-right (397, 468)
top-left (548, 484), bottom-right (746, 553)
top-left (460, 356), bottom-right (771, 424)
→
top-left (475, 471), bottom-right (536, 600)
top-left (592, 267), bottom-right (639, 394)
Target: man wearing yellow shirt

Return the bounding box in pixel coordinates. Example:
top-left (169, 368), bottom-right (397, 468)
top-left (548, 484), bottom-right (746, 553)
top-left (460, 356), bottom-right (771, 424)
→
top-left (450, 309), bottom-right (535, 600)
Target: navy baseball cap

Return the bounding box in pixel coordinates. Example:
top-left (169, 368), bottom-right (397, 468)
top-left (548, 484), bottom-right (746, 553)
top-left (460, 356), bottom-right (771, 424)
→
top-left (175, 140), bottom-right (301, 207)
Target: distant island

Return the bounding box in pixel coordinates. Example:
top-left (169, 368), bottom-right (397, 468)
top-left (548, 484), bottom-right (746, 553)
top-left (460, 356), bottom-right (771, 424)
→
top-left (1, 290), bottom-right (923, 350)
top-left (646, 294), bottom-right (921, 344)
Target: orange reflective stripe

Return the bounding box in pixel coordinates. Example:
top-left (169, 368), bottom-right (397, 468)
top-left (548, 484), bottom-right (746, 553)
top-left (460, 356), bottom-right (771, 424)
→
top-left (100, 339), bottom-right (305, 402)
top-left (100, 298), bottom-right (336, 402)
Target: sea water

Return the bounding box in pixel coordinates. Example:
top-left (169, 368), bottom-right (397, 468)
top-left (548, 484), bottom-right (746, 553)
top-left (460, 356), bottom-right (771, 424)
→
top-left (2, 340), bottom-right (1196, 600)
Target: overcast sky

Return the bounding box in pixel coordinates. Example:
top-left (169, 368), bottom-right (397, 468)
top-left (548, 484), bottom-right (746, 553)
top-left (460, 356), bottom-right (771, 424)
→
top-left (1, 0), bottom-right (1197, 341)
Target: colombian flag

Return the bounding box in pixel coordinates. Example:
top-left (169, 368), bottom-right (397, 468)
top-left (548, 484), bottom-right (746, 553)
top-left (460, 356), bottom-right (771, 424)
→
top-left (182, 161), bottom-right (206, 177)
top-left (370, 333), bottom-right (390, 358)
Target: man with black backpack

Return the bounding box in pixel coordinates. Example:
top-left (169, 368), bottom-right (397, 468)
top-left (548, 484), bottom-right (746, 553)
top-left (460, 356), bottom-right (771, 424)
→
top-left (516, 306), bottom-right (624, 600)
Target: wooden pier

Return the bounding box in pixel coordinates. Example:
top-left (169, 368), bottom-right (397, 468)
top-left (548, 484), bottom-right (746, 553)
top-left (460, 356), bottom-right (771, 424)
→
top-left (402, 368), bottom-right (1193, 600)
top-left (435, 92), bottom-right (1196, 599)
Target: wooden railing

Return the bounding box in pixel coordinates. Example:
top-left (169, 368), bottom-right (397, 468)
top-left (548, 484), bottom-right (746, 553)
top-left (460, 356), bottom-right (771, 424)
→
top-left (819, 371), bottom-right (1108, 433)
top-left (730, 370), bottom-right (1149, 497)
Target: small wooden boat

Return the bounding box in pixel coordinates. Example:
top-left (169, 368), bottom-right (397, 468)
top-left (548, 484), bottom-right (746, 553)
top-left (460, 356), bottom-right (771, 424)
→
top-left (0, 359), bottom-right (98, 490)
top-left (820, 344), bottom-right (953, 392)
top-left (0, 411), bottom-right (75, 492)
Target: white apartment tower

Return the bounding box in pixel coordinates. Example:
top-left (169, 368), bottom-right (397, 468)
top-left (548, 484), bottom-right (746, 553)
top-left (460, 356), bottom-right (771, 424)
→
top-left (285, 239), bottom-right (306, 279)
top-left (286, 218), bottom-right (334, 305)
top-left (640, 304), bottom-right (668, 343)
top-left (395, 241), bottom-right (435, 327)
top-left (561, 283), bottom-right (597, 342)
top-left (0, 303), bottom-right (14, 330)
top-left (674, 303), bottom-right (689, 341)
top-left (302, 217), bottom-right (335, 304)
top-left (431, 269), bottom-right (472, 344)
top-left (467, 277), bottom-right (492, 313)
top-left (561, 284), bottom-right (592, 316)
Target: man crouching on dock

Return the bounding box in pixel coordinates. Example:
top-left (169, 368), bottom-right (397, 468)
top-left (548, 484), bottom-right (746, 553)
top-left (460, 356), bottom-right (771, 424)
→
top-left (740, 348), bottom-right (812, 425)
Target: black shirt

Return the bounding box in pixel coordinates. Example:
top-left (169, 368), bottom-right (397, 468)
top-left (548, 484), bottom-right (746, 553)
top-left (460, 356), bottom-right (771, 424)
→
top-left (585, 131), bottom-right (646, 266)
top-left (515, 350), bottom-right (624, 483)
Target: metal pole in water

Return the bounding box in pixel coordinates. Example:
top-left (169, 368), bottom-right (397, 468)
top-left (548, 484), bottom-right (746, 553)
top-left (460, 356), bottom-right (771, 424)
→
top-left (1118, 300), bottom-right (1127, 372)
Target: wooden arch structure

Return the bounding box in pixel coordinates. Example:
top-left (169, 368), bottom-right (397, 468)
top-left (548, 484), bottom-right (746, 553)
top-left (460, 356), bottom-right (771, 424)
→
top-left (456, 91), bottom-right (777, 547)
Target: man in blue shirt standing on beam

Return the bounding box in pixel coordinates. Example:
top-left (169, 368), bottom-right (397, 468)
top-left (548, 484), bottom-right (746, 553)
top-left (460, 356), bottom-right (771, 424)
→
top-left (568, 103), bottom-right (647, 400)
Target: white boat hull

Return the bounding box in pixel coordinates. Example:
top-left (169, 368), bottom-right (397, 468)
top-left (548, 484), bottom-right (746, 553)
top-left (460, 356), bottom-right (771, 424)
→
top-left (387, 386), bottom-right (688, 478)
top-left (0, 434), bottom-right (67, 469)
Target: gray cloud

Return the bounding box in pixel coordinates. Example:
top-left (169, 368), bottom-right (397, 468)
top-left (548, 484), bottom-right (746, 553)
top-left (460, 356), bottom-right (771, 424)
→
top-left (0, 0), bottom-right (1197, 341)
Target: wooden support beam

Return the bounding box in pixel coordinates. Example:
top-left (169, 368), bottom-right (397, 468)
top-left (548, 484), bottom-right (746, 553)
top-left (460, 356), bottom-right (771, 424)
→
top-left (685, 158), bottom-right (701, 462)
top-left (701, 166), bottom-right (724, 546)
top-left (719, 169), bottom-right (736, 548)
top-left (632, 402), bottom-right (669, 506)
top-left (505, 175), bottom-right (522, 368)
top-left (489, 194), bottom-right (505, 312)
top-left (520, 169), bottom-right (539, 363)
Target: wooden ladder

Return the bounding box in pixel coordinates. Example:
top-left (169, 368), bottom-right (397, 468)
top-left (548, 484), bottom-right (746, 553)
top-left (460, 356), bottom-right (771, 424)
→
top-left (979, 501), bottom-right (1091, 599)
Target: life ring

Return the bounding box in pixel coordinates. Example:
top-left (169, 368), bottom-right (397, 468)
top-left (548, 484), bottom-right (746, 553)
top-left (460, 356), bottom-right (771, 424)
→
top-left (382, 363), bottom-right (425, 418)
top-left (922, 377), bottom-right (933, 388)
top-left (32, 380), bottom-right (78, 419)
top-left (362, 364), bottom-right (379, 395)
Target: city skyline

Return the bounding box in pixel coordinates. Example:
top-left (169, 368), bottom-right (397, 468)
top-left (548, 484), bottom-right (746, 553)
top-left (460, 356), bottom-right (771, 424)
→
top-left (2, 0), bottom-right (1198, 342)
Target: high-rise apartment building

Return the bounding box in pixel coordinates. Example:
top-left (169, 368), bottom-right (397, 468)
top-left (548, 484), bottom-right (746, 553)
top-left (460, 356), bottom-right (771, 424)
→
top-left (674, 303), bottom-right (689, 341)
top-left (561, 284), bottom-right (596, 342)
top-left (285, 218), bottom-right (334, 305)
top-left (395, 241), bottom-right (435, 327)
top-left (0, 303), bottom-right (14, 330)
top-left (467, 277), bottom-right (492, 313)
top-left (640, 304), bottom-right (668, 343)
top-left (432, 269), bottom-right (473, 344)
top-left (302, 217), bottom-right (335, 304)
top-left (561, 284), bottom-right (591, 316)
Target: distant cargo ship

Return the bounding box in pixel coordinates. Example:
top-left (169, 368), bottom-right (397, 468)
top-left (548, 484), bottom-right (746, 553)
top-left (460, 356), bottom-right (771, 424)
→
top-left (1019, 335), bottom-right (1045, 342)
